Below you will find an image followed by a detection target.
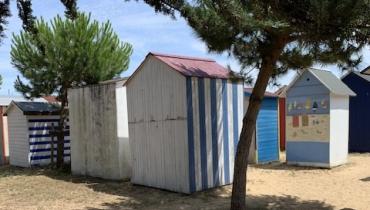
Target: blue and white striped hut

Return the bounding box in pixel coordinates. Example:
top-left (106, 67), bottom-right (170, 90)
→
top-left (126, 52), bottom-right (244, 193)
top-left (5, 101), bottom-right (70, 167)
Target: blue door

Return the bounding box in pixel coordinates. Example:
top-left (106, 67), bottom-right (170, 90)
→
top-left (257, 98), bottom-right (279, 163)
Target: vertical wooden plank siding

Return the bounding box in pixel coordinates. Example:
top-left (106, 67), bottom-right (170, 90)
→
top-left (216, 79), bottom-right (225, 186)
top-left (186, 77), bottom-right (196, 193)
top-left (127, 56), bottom-right (243, 193)
top-left (221, 79), bottom-right (230, 184)
top-left (204, 78), bottom-right (214, 188)
top-left (186, 77), bottom-right (242, 191)
top-left (210, 79), bottom-right (219, 186)
top-left (197, 78), bottom-right (208, 190)
top-left (128, 57), bottom-right (189, 193)
top-left (232, 83), bottom-right (239, 155)
top-left (227, 81), bottom-right (235, 180)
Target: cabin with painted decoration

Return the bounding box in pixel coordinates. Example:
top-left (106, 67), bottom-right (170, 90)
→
top-left (286, 69), bottom-right (355, 168)
top-left (244, 88), bottom-right (279, 164)
top-left (68, 78), bottom-right (131, 180)
top-left (5, 101), bottom-right (70, 167)
top-left (126, 52), bottom-right (244, 193)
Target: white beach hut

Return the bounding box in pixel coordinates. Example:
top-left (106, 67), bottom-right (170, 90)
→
top-left (5, 101), bottom-right (70, 167)
top-left (68, 78), bottom-right (131, 180)
top-left (126, 52), bottom-right (244, 193)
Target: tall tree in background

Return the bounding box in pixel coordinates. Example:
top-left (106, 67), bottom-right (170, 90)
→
top-left (11, 13), bottom-right (133, 168)
top-left (138, 1), bottom-right (370, 209)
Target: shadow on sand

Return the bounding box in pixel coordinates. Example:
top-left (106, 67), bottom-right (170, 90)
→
top-left (0, 165), bottom-right (335, 210)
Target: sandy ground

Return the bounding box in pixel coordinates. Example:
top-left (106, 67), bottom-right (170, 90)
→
top-left (0, 153), bottom-right (369, 210)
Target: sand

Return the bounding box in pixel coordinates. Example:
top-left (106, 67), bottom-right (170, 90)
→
top-left (0, 153), bottom-right (369, 210)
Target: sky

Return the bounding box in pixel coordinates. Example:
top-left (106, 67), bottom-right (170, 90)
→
top-left (0, 0), bottom-right (369, 96)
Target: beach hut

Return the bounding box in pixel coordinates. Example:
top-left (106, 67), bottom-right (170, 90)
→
top-left (286, 69), bottom-right (355, 168)
top-left (68, 78), bottom-right (131, 180)
top-left (0, 97), bottom-right (47, 165)
top-left (5, 101), bottom-right (70, 167)
top-left (342, 71), bottom-right (370, 152)
top-left (126, 52), bottom-right (244, 193)
top-left (244, 88), bottom-right (279, 164)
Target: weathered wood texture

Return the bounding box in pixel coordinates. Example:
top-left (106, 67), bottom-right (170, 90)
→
top-left (69, 81), bottom-right (131, 180)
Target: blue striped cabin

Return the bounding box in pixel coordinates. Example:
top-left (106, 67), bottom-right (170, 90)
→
top-left (5, 101), bottom-right (70, 167)
top-left (126, 52), bottom-right (244, 194)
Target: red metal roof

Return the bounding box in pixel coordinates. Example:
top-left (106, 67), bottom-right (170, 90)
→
top-left (150, 52), bottom-right (236, 79)
top-left (42, 96), bottom-right (59, 103)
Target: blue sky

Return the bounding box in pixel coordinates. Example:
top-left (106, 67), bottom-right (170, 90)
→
top-left (0, 0), bottom-right (369, 96)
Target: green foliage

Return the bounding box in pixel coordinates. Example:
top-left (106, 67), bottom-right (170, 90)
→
top-left (142, 0), bottom-right (370, 77)
top-left (11, 13), bottom-right (133, 99)
top-left (60, 0), bottom-right (78, 20)
top-left (0, 0), bottom-right (10, 41)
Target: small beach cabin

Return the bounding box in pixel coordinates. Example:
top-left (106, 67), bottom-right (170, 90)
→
top-left (244, 88), bottom-right (280, 164)
top-left (0, 97), bottom-right (47, 165)
top-left (286, 69), bottom-right (355, 168)
top-left (68, 78), bottom-right (131, 180)
top-left (342, 71), bottom-right (370, 152)
top-left (126, 52), bottom-right (244, 193)
top-left (5, 101), bottom-right (70, 167)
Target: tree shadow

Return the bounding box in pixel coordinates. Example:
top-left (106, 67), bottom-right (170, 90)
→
top-left (250, 162), bottom-right (329, 171)
top-left (0, 166), bottom-right (336, 209)
top-left (360, 176), bottom-right (370, 182)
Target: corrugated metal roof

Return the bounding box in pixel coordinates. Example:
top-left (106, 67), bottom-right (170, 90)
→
top-left (309, 69), bottom-right (356, 96)
top-left (361, 66), bottom-right (370, 75)
top-left (150, 52), bottom-right (240, 79)
top-left (8, 101), bottom-right (61, 115)
top-left (0, 96), bottom-right (46, 106)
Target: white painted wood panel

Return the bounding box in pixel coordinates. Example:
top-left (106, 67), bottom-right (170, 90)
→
top-left (227, 81), bottom-right (235, 180)
top-left (69, 81), bottom-right (131, 180)
top-left (330, 94), bottom-right (349, 167)
top-left (7, 106), bottom-right (29, 167)
top-left (216, 79), bottom-right (225, 185)
top-left (127, 56), bottom-right (189, 193)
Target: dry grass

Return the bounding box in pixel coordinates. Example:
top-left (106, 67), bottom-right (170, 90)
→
top-left (0, 154), bottom-right (369, 210)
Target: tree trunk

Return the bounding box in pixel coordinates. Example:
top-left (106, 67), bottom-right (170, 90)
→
top-left (56, 91), bottom-right (68, 168)
top-left (230, 37), bottom-right (287, 210)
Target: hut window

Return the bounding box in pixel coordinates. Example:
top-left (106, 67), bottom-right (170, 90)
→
top-left (306, 78), bottom-right (310, 81)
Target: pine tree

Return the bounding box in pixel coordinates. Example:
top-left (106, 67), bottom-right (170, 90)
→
top-left (11, 13), bottom-right (133, 168)
top-left (139, 1), bottom-right (370, 209)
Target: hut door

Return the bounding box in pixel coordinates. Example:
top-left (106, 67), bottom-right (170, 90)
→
top-left (256, 98), bottom-right (279, 163)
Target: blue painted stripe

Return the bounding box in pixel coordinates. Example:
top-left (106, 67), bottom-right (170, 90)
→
top-left (186, 77), bottom-right (196, 193)
top-left (210, 79), bottom-right (219, 186)
top-left (29, 134), bottom-right (70, 138)
top-left (29, 126), bottom-right (70, 131)
top-left (30, 147), bottom-right (70, 153)
top-left (232, 82), bottom-right (239, 155)
top-left (29, 140), bottom-right (71, 145)
top-left (30, 153), bottom-right (70, 161)
top-left (222, 79), bottom-right (230, 183)
top-left (198, 78), bottom-right (208, 190)
top-left (286, 141), bottom-right (329, 163)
